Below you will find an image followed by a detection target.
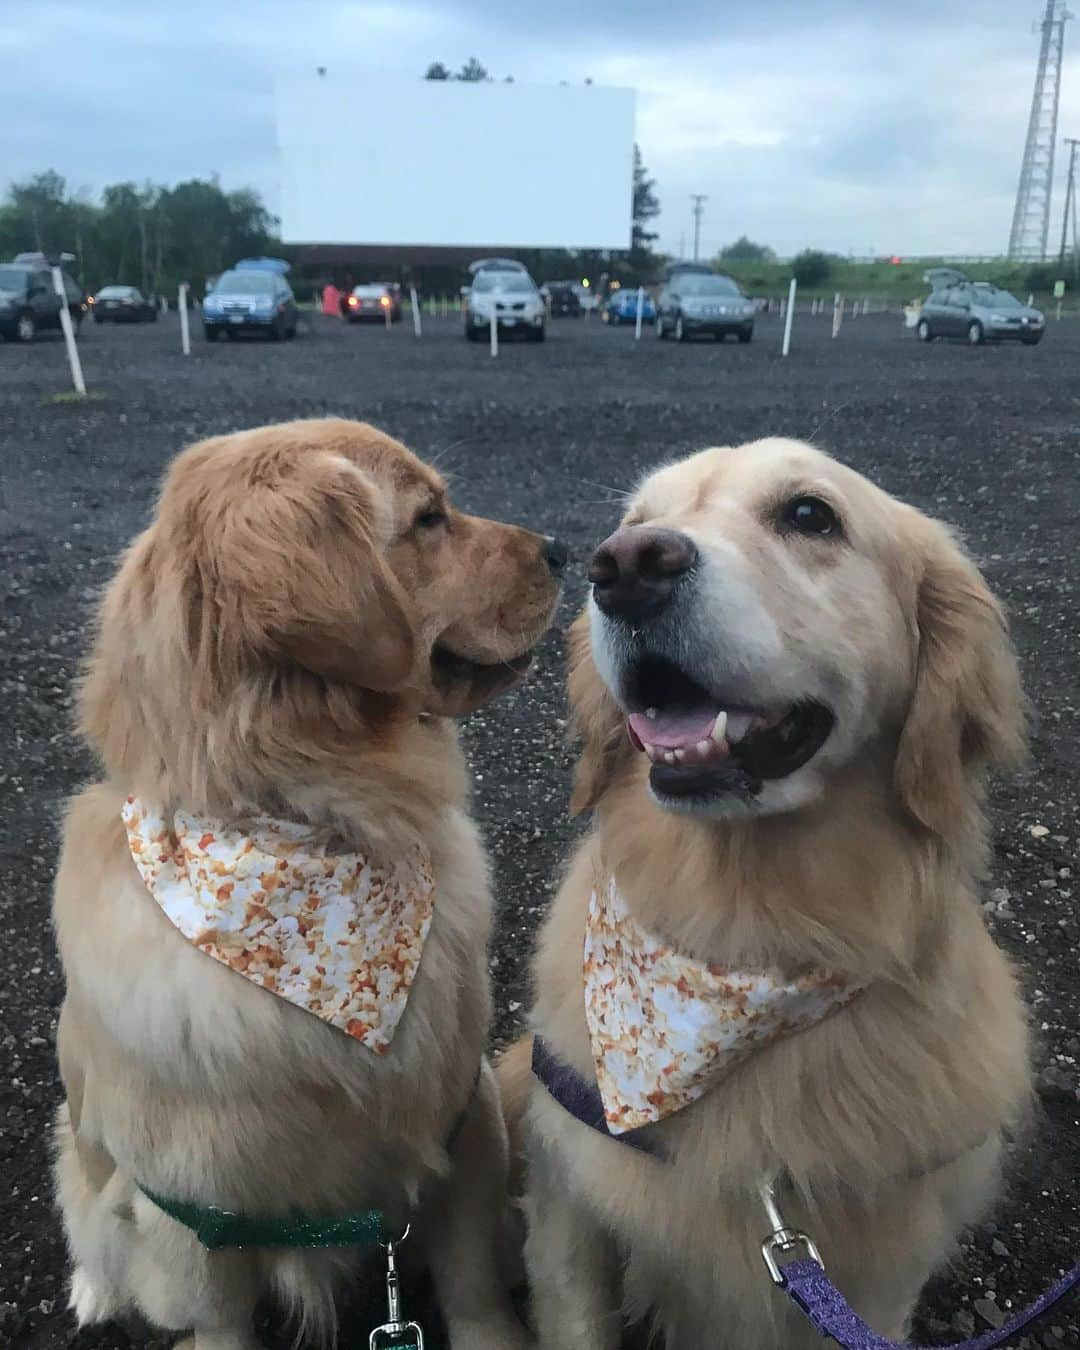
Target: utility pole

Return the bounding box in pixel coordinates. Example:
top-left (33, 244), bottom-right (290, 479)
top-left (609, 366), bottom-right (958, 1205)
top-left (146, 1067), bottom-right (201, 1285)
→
top-left (1059, 137), bottom-right (1080, 279)
top-left (1009, 0), bottom-right (1071, 261)
top-left (690, 195), bottom-right (707, 263)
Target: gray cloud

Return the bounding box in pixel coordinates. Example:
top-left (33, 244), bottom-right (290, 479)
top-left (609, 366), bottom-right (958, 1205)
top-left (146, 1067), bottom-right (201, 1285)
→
top-left (2, 0), bottom-right (1076, 257)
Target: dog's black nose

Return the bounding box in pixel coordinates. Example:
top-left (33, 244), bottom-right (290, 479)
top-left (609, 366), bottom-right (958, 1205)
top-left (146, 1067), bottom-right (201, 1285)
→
top-left (588, 527), bottom-right (697, 620)
top-left (544, 536), bottom-right (569, 576)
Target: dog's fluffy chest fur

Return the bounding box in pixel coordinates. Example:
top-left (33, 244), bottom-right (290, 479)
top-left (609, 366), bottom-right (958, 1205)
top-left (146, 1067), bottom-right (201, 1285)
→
top-left (54, 782), bottom-right (493, 1216)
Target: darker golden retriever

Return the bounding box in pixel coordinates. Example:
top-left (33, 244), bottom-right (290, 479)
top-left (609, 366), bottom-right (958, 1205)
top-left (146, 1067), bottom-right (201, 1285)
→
top-left (53, 418), bottom-right (562, 1349)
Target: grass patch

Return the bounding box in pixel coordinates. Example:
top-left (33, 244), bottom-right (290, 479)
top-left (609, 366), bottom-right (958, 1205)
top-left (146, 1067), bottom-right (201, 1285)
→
top-left (719, 257), bottom-right (1078, 304)
top-left (45, 389), bottom-right (105, 405)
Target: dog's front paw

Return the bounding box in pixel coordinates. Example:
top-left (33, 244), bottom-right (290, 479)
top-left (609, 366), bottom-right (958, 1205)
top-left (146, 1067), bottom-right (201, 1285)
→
top-left (69, 1266), bottom-right (122, 1326)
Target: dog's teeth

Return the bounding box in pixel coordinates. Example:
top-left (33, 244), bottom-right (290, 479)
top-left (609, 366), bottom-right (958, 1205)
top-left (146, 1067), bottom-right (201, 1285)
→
top-left (695, 740), bottom-right (711, 756)
top-left (646, 744), bottom-right (660, 762)
top-left (664, 751), bottom-right (677, 764)
top-left (726, 711), bottom-right (755, 743)
top-left (710, 711), bottom-right (728, 743)
top-left (673, 749), bottom-right (686, 762)
top-left (646, 707), bottom-right (658, 720)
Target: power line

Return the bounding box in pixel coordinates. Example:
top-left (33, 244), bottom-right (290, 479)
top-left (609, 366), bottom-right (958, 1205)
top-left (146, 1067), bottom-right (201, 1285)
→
top-left (690, 195), bottom-right (708, 263)
top-left (1059, 137), bottom-right (1080, 280)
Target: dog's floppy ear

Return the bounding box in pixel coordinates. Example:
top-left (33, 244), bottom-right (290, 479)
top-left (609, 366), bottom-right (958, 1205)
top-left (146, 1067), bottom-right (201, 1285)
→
top-left (568, 610), bottom-right (630, 814)
top-left (203, 452), bottom-right (415, 691)
top-left (894, 517), bottom-right (1025, 837)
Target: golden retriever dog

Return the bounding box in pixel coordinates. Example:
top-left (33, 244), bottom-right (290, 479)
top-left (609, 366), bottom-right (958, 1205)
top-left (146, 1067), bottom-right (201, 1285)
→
top-left (52, 417), bottom-right (563, 1349)
top-left (505, 437), bottom-right (1030, 1348)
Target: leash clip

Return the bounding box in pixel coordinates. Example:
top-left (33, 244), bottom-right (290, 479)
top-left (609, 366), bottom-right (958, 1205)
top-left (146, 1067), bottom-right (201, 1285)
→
top-left (759, 1179), bottom-right (825, 1287)
top-left (369, 1225), bottom-right (424, 1349)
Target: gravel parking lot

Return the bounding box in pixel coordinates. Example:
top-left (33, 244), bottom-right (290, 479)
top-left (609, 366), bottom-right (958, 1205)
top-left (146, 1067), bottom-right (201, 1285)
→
top-left (2, 309), bottom-right (1077, 1347)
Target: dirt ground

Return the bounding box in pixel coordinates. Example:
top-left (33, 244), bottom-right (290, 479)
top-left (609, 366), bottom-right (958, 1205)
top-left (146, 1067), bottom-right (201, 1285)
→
top-left (1, 309), bottom-right (1077, 1347)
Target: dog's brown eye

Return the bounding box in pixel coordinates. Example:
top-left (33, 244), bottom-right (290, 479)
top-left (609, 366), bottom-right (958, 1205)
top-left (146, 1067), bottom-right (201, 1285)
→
top-left (783, 496), bottom-right (839, 537)
top-left (415, 508), bottom-right (447, 530)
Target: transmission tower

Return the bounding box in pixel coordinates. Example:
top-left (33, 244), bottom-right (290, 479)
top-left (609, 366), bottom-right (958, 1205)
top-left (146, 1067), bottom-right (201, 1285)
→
top-left (1009, 0), bottom-right (1071, 261)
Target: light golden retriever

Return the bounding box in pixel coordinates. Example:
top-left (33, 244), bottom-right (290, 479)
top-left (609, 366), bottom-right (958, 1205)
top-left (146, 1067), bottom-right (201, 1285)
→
top-left (505, 438), bottom-right (1030, 1348)
top-left (52, 418), bottom-right (563, 1349)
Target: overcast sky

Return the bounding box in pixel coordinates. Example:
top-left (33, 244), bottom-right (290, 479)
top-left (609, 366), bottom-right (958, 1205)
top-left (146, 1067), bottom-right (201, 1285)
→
top-left (6, 0), bottom-right (1080, 258)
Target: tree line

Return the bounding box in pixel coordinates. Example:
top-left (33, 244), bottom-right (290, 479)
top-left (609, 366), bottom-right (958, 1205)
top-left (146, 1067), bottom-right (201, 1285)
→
top-left (0, 171), bottom-right (282, 297)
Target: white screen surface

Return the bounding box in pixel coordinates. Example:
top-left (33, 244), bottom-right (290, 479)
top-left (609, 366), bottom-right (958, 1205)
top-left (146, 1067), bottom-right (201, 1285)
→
top-left (275, 75), bottom-right (635, 250)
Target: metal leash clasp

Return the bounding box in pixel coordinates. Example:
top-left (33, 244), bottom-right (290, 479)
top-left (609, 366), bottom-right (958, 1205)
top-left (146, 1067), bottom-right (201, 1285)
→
top-left (369, 1224), bottom-right (424, 1349)
top-left (759, 1179), bottom-right (825, 1286)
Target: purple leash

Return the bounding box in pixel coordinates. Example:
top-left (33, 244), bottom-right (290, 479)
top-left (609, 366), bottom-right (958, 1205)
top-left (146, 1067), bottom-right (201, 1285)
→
top-left (761, 1183), bottom-right (1080, 1349)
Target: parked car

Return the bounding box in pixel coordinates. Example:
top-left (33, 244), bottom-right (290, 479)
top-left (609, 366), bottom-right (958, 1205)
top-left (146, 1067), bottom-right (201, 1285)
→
top-left (0, 260), bottom-right (86, 342)
top-left (464, 268), bottom-right (546, 341)
top-left (202, 269), bottom-right (298, 341)
top-left (468, 257), bottom-right (528, 276)
top-left (91, 285), bottom-right (158, 323)
top-left (915, 281), bottom-right (1044, 346)
top-left (344, 283), bottom-right (401, 322)
top-left (544, 282), bottom-right (582, 317)
top-left (656, 270), bottom-right (755, 342)
top-left (603, 288), bottom-right (657, 325)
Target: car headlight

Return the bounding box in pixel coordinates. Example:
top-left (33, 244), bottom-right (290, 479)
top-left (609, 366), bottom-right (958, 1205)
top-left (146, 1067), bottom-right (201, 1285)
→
top-left (990, 315), bottom-right (1009, 325)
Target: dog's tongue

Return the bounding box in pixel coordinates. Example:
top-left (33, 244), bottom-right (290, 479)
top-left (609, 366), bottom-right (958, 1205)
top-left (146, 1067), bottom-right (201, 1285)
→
top-left (628, 709), bottom-right (717, 749)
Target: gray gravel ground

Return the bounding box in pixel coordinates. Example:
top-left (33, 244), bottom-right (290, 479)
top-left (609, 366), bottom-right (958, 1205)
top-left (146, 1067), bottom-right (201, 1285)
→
top-left (1, 309), bottom-right (1077, 1347)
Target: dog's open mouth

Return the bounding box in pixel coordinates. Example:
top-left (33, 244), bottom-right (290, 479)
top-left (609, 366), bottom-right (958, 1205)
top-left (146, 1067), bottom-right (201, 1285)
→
top-left (429, 641), bottom-right (534, 715)
top-left (623, 655), bottom-right (834, 800)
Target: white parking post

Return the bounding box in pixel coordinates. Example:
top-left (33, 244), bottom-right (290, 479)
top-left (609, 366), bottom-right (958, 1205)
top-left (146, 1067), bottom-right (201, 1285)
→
top-left (1027, 293), bottom-right (1035, 307)
top-left (489, 307), bottom-right (498, 357)
top-left (178, 283), bottom-right (191, 355)
top-left (832, 293), bottom-right (843, 339)
top-left (634, 286), bottom-right (645, 340)
top-left (385, 300), bottom-right (392, 330)
top-left (410, 286), bottom-right (422, 338)
top-left (160, 296), bottom-right (168, 316)
top-left (1057, 299), bottom-right (1063, 320)
top-left (50, 266), bottom-right (86, 396)
top-left (781, 278), bottom-right (797, 357)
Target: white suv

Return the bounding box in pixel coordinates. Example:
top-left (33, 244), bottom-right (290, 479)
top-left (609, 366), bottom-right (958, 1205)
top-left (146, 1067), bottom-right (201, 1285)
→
top-left (464, 268), bottom-right (546, 342)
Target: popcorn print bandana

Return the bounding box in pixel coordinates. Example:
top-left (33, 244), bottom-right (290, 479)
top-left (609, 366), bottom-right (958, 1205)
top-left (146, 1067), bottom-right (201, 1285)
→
top-left (122, 796), bottom-right (436, 1054)
top-left (584, 879), bottom-right (864, 1133)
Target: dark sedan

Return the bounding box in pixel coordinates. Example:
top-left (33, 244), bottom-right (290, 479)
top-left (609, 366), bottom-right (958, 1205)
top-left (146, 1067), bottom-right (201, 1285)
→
top-left (655, 270), bottom-right (755, 342)
top-left (544, 282), bottom-right (582, 317)
top-left (92, 285), bottom-right (158, 323)
top-left (0, 262), bottom-right (86, 342)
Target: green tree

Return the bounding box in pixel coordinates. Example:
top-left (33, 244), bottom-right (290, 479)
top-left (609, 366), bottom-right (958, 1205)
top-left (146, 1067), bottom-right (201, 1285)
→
top-left (457, 57), bottom-right (489, 82)
top-left (719, 235), bottom-right (775, 263)
top-left (632, 145), bottom-right (659, 253)
top-left (791, 249), bottom-right (832, 288)
top-left (425, 62), bottom-right (450, 79)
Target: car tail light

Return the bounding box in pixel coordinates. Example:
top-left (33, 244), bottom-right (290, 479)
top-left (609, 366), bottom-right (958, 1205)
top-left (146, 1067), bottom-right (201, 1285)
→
top-left (348, 296), bottom-right (359, 307)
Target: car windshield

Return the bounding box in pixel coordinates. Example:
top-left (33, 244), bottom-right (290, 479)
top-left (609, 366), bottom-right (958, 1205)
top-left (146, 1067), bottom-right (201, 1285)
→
top-left (474, 273), bottom-right (534, 293)
top-left (211, 272), bottom-right (275, 295)
top-left (679, 275), bottom-right (741, 296)
top-left (979, 288), bottom-right (1023, 310)
top-left (97, 286), bottom-right (135, 298)
top-left (353, 285), bottom-right (388, 296)
top-left (0, 266), bottom-right (29, 292)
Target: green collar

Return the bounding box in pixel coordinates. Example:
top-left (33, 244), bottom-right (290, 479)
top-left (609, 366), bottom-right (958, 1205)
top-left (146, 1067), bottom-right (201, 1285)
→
top-left (139, 1185), bottom-right (384, 1251)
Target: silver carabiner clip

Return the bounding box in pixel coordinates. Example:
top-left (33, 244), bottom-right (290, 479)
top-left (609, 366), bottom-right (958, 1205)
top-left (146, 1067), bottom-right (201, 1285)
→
top-left (759, 1179), bottom-right (825, 1287)
top-left (369, 1225), bottom-right (424, 1349)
